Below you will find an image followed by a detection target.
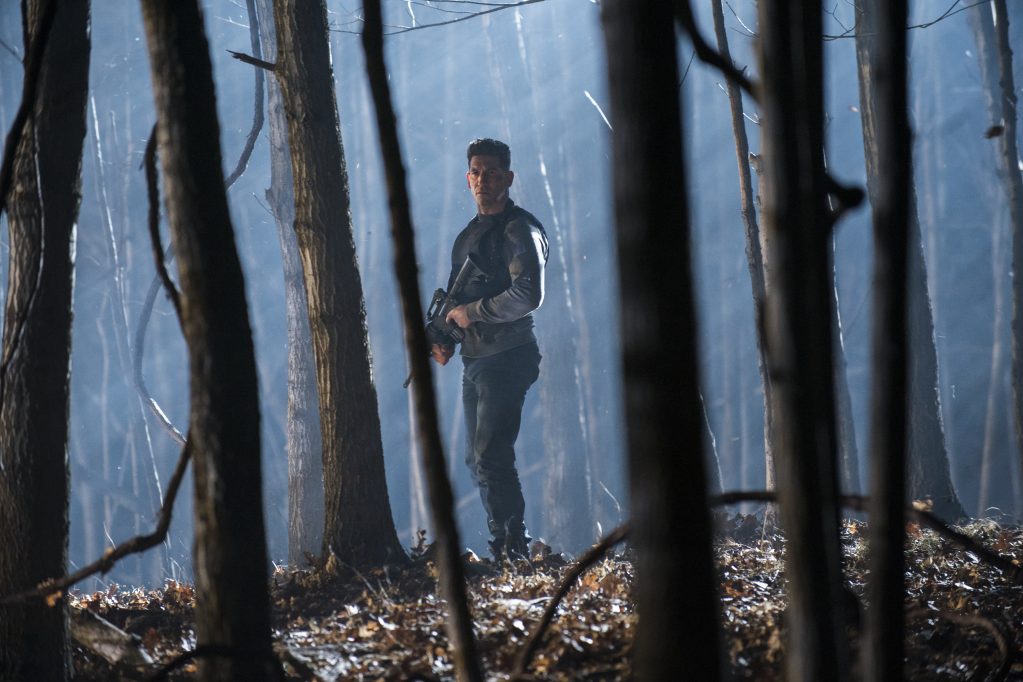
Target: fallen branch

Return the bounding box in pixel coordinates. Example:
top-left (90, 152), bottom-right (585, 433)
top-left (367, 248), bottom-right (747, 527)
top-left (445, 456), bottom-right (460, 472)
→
top-left (712, 490), bottom-right (1023, 583)
top-left (907, 607), bottom-right (1014, 682)
top-left (512, 523), bottom-right (631, 679)
top-left (70, 609), bottom-right (155, 670)
top-left (0, 438), bottom-right (192, 605)
top-left (147, 644), bottom-right (283, 682)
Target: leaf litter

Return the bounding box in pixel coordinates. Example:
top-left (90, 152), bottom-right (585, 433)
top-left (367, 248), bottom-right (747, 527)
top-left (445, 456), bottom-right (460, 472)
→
top-left (70, 517), bottom-right (1023, 680)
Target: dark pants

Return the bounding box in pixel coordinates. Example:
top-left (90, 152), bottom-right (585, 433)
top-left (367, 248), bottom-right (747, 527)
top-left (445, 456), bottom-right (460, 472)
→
top-left (462, 342), bottom-right (541, 546)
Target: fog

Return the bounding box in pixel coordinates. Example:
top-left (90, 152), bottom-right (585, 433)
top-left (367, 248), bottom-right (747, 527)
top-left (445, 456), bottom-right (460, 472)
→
top-left (0, 0), bottom-right (1018, 588)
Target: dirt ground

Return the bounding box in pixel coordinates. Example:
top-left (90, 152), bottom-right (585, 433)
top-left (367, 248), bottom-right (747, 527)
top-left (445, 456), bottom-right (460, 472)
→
top-left (70, 516), bottom-right (1023, 680)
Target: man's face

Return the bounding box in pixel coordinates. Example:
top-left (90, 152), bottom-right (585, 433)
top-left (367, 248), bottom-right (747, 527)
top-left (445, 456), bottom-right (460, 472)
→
top-left (467, 154), bottom-right (513, 215)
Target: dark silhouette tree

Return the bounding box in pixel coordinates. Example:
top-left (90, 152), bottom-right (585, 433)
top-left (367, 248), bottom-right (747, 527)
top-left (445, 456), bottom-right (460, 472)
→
top-left (253, 0), bottom-right (324, 567)
top-left (854, 2), bottom-right (966, 523)
top-left (0, 0), bottom-right (88, 678)
top-left (856, 0), bottom-right (912, 679)
top-left (271, 0), bottom-right (404, 566)
top-left (755, 1), bottom-right (850, 679)
top-left (601, 0), bottom-right (721, 678)
top-left (137, 1), bottom-right (279, 678)
top-left (360, 2), bottom-right (483, 680)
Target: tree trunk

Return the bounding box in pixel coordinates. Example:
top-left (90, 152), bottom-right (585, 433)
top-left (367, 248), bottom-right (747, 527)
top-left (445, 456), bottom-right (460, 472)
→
top-left (856, 1), bottom-right (911, 679)
top-left (359, 3), bottom-right (483, 681)
top-left (755, 2), bottom-right (848, 679)
top-left (137, 2), bottom-right (278, 678)
top-left (979, 211), bottom-right (1008, 515)
top-left (510, 15), bottom-right (595, 553)
top-left (855, 3), bottom-right (965, 523)
top-left (0, 1), bottom-right (88, 678)
top-left (272, 0), bottom-right (404, 565)
top-left (709, 0), bottom-right (774, 492)
top-left (970, 0), bottom-right (1023, 514)
top-left (253, 0), bottom-right (324, 568)
top-left (601, 0), bottom-right (721, 678)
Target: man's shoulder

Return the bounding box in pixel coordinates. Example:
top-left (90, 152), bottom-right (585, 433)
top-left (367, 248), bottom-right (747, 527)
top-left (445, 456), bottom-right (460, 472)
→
top-left (503, 206), bottom-right (545, 238)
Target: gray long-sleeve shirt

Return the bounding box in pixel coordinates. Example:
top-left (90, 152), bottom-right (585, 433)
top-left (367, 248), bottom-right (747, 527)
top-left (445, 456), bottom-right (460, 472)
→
top-left (447, 200), bottom-right (548, 358)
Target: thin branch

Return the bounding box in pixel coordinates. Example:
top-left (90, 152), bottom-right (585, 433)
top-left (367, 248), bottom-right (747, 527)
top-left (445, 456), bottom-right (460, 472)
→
top-left (678, 49), bottom-right (697, 90)
top-left (713, 490), bottom-right (1023, 583)
top-left (0, 0), bottom-right (56, 220)
top-left (0, 36), bottom-right (19, 61)
top-left (335, 0), bottom-right (545, 35)
top-left (1, 438), bottom-right (193, 605)
top-left (823, 0), bottom-right (990, 41)
top-left (132, 128), bottom-right (185, 445)
top-left (224, 0), bottom-right (267, 187)
top-left (143, 126), bottom-right (182, 323)
top-left (673, 0), bottom-right (758, 103)
top-left (228, 49), bottom-right (276, 72)
top-left (512, 523), bottom-right (631, 680)
top-left (133, 0), bottom-right (265, 445)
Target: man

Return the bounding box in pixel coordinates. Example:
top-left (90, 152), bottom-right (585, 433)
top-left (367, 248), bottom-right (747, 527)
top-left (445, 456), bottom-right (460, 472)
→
top-left (430, 138), bottom-right (548, 560)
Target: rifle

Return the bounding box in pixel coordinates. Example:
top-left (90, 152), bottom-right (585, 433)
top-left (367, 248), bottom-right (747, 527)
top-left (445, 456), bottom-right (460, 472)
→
top-left (404, 255), bottom-right (485, 388)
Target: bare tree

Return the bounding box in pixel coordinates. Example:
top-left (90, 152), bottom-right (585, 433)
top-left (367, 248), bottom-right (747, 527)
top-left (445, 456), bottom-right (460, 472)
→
top-left (755, 1), bottom-right (850, 679)
top-left (970, 0), bottom-right (1023, 511)
top-left (601, 0), bottom-right (721, 678)
top-left (360, 2), bottom-right (483, 680)
top-left (271, 0), bottom-right (405, 566)
top-left (138, 1), bottom-right (279, 678)
top-left (0, 0), bottom-right (88, 678)
top-left (252, 0), bottom-right (324, 568)
top-left (856, 0), bottom-right (912, 679)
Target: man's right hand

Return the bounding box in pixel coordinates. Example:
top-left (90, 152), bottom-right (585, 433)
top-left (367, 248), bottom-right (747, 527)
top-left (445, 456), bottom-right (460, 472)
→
top-left (431, 344), bottom-right (454, 366)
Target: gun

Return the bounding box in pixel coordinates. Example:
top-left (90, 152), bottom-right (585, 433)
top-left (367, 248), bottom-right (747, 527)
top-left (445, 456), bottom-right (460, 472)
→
top-left (404, 255), bottom-right (485, 388)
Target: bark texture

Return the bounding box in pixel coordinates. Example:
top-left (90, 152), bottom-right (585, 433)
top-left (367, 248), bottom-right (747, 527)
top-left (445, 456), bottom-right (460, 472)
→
top-left (856, 3), bottom-right (965, 522)
top-left (970, 0), bottom-right (1023, 514)
top-left (138, 2), bottom-right (278, 678)
top-left (272, 0), bottom-right (404, 565)
top-left (601, 0), bottom-right (721, 678)
top-left (254, 0), bottom-right (324, 567)
top-left (856, 1), bottom-right (911, 679)
top-left (709, 0), bottom-right (775, 492)
top-left (0, 1), bottom-right (88, 678)
top-left (755, 2), bottom-right (849, 679)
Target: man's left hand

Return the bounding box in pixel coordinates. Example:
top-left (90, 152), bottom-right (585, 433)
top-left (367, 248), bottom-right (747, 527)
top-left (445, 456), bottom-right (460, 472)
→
top-left (446, 304), bottom-right (472, 329)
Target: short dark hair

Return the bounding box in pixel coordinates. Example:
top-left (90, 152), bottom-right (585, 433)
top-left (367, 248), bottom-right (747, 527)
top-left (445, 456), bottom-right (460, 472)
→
top-left (466, 138), bottom-right (511, 170)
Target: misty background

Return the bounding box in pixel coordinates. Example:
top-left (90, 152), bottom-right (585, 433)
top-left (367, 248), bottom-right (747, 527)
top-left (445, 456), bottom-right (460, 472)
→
top-left (0, 0), bottom-right (1017, 588)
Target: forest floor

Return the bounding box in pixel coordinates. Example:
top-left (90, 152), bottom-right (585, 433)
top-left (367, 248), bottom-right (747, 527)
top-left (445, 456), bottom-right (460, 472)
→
top-left (69, 514), bottom-right (1023, 681)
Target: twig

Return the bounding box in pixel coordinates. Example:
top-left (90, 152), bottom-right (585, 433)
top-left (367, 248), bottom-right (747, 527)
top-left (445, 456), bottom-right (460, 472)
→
top-left (672, 0), bottom-right (758, 103)
top-left (906, 608), bottom-right (1014, 682)
top-left (712, 490), bottom-right (1023, 583)
top-left (0, 438), bottom-right (193, 605)
top-left (823, 0), bottom-right (990, 40)
top-left (512, 523), bottom-right (631, 679)
top-left (336, 0), bottom-right (545, 35)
